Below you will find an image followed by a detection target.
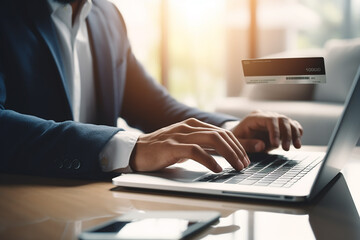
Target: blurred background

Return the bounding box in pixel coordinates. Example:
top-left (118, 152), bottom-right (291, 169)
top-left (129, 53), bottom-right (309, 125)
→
top-left (109, 0), bottom-right (360, 111)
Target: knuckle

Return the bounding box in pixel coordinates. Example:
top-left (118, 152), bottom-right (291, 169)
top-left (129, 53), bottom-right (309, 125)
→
top-left (177, 124), bottom-right (191, 132)
top-left (176, 124), bottom-right (186, 132)
top-left (168, 133), bottom-right (183, 142)
top-left (279, 116), bottom-right (288, 122)
top-left (185, 117), bottom-right (198, 125)
top-left (270, 117), bottom-right (278, 125)
top-left (294, 121), bottom-right (303, 131)
top-left (163, 139), bottom-right (175, 147)
top-left (188, 144), bottom-right (202, 156)
top-left (210, 131), bottom-right (222, 141)
top-left (278, 116), bottom-right (290, 125)
top-left (294, 121), bottom-right (301, 128)
top-left (224, 129), bottom-right (234, 137)
top-left (217, 129), bottom-right (231, 137)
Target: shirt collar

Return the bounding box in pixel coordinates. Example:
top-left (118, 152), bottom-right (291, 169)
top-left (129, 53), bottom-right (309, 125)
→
top-left (47, 0), bottom-right (93, 20)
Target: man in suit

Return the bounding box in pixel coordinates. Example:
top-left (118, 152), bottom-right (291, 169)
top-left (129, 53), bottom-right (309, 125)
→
top-left (0, 0), bottom-right (303, 179)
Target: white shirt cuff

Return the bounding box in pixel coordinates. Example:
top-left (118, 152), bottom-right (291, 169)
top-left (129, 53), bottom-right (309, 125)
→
top-left (99, 131), bottom-right (141, 173)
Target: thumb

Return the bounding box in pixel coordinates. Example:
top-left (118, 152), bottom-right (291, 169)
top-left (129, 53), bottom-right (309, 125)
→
top-left (239, 139), bottom-right (265, 153)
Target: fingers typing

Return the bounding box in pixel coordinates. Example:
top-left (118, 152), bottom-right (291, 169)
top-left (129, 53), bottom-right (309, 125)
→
top-left (130, 118), bottom-right (250, 173)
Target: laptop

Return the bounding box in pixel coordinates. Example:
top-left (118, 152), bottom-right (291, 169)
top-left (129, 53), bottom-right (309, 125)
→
top-left (113, 65), bottom-right (360, 202)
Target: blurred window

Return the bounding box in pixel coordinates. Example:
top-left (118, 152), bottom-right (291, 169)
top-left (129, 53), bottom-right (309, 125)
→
top-left (110, 0), bottom-right (360, 109)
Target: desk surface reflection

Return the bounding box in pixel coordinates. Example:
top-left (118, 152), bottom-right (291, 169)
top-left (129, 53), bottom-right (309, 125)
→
top-left (0, 147), bottom-right (359, 240)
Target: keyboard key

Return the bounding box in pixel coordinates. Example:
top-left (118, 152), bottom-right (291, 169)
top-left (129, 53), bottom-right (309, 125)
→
top-left (240, 180), bottom-right (258, 185)
top-left (197, 174), bottom-right (220, 182)
top-left (254, 182), bottom-right (271, 186)
top-left (196, 153), bottom-right (321, 188)
top-left (210, 174), bottom-right (235, 183)
top-left (273, 179), bottom-right (289, 184)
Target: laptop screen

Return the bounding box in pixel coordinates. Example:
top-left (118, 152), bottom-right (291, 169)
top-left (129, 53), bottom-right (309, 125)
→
top-left (310, 65), bottom-right (360, 199)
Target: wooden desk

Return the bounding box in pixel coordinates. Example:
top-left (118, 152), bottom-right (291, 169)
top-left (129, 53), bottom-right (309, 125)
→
top-left (1, 146), bottom-right (359, 240)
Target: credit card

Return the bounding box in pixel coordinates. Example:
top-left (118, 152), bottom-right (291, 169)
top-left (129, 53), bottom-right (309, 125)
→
top-left (242, 57), bottom-right (326, 84)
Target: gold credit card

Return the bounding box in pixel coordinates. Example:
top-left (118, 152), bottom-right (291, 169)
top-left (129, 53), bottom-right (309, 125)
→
top-left (242, 57), bottom-right (326, 84)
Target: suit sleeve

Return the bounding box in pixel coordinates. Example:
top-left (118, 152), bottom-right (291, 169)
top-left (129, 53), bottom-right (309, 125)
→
top-left (0, 112), bottom-right (121, 180)
top-left (0, 69), bottom-right (120, 180)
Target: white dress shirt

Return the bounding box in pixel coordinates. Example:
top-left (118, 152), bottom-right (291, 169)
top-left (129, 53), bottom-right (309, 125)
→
top-left (47, 0), bottom-right (139, 173)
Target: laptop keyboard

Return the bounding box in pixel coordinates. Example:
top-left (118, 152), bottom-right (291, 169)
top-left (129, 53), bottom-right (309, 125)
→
top-left (196, 153), bottom-right (322, 188)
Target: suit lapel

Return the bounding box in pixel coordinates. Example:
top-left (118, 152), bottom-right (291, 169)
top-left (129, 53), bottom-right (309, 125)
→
top-left (26, 0), bottom-right (73, 117)
top-left (87, 5), bottom-right (116, 126)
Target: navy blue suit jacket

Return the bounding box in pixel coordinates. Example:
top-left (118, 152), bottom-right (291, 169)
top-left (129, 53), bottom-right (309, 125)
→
top-left (0, 0), bottom-right (235, 179)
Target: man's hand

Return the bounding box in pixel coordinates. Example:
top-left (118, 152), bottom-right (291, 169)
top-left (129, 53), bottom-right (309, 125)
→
top-left (231, 110), bottom-right (303, 153)
top-left (129, 112), bottom-right (303, 173)
top-left (130, 118), bottom-right (250, 173)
